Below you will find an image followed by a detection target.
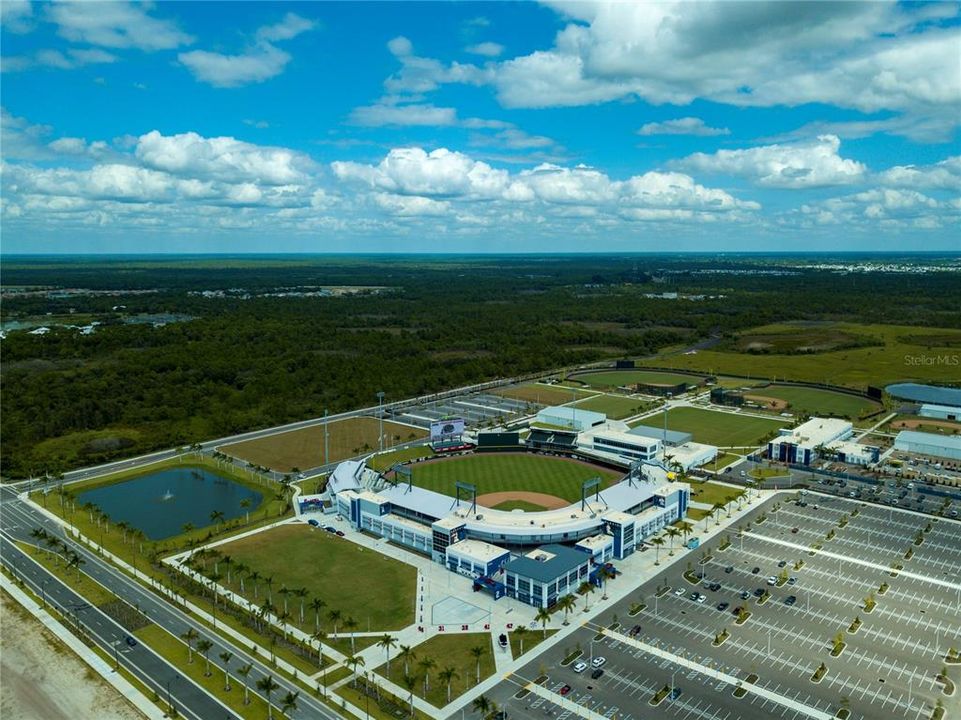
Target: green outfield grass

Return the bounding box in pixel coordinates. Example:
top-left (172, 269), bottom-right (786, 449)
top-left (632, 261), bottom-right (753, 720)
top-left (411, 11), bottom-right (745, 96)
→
top-left (706, 452), bottom-right (742, 471)
top-left (209, 523), bottom-right (417, 631)
top-left (635, 407), bottom-right (785, 447)
top-left (367, 445), bottom-right (435, 472)
top-left (220, 417), bottom-right (427, 472)
top-left (571, 393), bottom-right (653, 419)
top-left (572, 370), bottom-right (701, 389)
top-left (493, 383), bottom-right (595, 406)
top-left (657, 322), bottom-right (961, 388)
top-left (409, 454), bottom-right (621, 502)
top-left (374, 632), bottom-right (495, 708)
top-left (745, 385), bottom-right (880, 419)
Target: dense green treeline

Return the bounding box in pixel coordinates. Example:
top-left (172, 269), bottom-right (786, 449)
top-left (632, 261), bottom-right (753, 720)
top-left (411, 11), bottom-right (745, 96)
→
top-left (2, 255), bottom-right (959, 478)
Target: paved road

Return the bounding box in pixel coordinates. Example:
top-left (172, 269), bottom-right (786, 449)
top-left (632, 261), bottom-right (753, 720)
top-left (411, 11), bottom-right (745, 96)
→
top-left (0, 486), bottom-right (345, 720)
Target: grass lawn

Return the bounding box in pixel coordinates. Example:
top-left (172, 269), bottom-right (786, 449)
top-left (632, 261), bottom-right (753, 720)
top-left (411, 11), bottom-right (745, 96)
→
top-left (685, 507), bottom-right (711, 521)
top-left (510, 628), bottom-right (557, 659)
top-left (687, 481), bottom-right (745, 508)
top-left (749, 468), bottom-right (792, 480)
top-left (494, 383), bottom-right (595, 406)
top-left (367, 445), bottom-right (435, 472)
top-left (572, 370), bottom-right (701, 389)
top-left (493, 499), bottom-right (547, 512)
top-left (704, 452), bottom-right (742, 471)
top-left (635, 407), bottom-right (785, 447)
top-left (657, 322), bottom-right (961, 388)
top-left (374, 632), bottom-right (495, 707)
top-left (410, 454), bottom-right (622, 503)
top-left (745, 385), bottom-right (880, 419)
top-left (210, 524), bottom-right (417, 631)
top-left (571, 394), bottom-right (653, 419)
top-left (220, 417), bottom-right (428, 472)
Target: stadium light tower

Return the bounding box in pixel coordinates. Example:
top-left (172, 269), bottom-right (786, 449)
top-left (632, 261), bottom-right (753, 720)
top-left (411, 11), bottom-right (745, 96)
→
top-left (664, 392), bottom-right (672, 449)
top-left (376, 391), bottom-right (386, 451)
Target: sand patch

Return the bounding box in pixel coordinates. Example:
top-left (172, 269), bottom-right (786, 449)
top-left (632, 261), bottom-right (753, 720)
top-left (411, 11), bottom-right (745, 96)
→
top-left (744, 394), bottom-right (789, 411)
top-left (892, 418), bottom-right (961, 432)
top-left (476, 491), bottom-right (568, 510)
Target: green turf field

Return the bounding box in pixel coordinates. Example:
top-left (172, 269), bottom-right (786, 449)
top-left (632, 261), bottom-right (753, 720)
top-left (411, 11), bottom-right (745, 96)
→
top-left (687, 481), bottom-right (745, 508)
top-left (210, 523), bottom-right (417, 631)
top-left (494, 383), bottom-right (594, 406)
top-left (707, 452), bottom-right (742, 471)
top-left (745, 385), bottom-right (880, 419)
top-left (220, 417), bottom-right (427, 471)
top-left (367, 445), bottom-right (435, 472)
top-left (657, 322), bottom-right (961, 387)
top-left (635, 407), bottom-right (785, 447)
top-left (572, 370), bottom-right (701, 389)
top-left (571, 394), bottom-right (652, 419)
top-left (409, 454), bottom-right (621, 502)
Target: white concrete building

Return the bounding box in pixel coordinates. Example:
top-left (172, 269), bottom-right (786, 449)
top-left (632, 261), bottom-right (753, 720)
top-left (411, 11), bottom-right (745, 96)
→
top-left (768, 417), bottom-right (852, 465)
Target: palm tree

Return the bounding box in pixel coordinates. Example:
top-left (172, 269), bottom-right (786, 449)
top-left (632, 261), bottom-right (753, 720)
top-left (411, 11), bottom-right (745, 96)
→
top-left (219, 651), bottom-right (233, 691)
top-left (378, 634), bottom-right (398, 676)
top-left (248, 570), bottom-right (261, 598)
top-left (278, 610), bottom-right (292, 640)
top-left (182, 522), bottom-right (194, 536)
top-left (237, 663), bottom-right (253, 705)
top-left (310, 628), bottom-right (327, 662)
top-left (419, 655), bottom-right (436, 695)
top-left (514, 626), bottom-right (529, 654)
top-left (678, 521), bottom-right (694, 544)
top-left (310, 597), bottom-right (326, 631)
top-left (398, 644), bottom-right (416, 676)
top-left (712, 502), bottom-right (725, 525)
top-left (599, 565), bottom-right (616, 600)
top-left (240, 498), bottom-right (252, 523)
top-left (402, 674), bottom-right (417, 717)
top-left (578, 581), bottom-right (594, 611)
top-left (196, 639), bottom-right (213, 676)
top-left (280, 690), bottom-right (299, 718)
top-left (68, 551), bottom-right (85, 581)
top-left (279, 585), bottom-right (291, 615)
top-left (210, 509), bottom-right (225, 529)
top-left (559, 594), bottom-right (577, 625)
top-left (234, 561), bottom-right (249, 592)
top-left (345, 654), bottom-right (365, 686)
top-left (666, 527), bottom-right (681, 556)
top-left (327, 608), bottom-right (342, 636)
top-left (82, 502), bottom-right (97, 524)
top-left (221, 555), bottom-right (233, 584)
top-left (116, 520), bottom-right (130, 545)
top-left (181, 627), bottom-right (199, 663)
top-left (256, 675), bottom-right (280, 720)
top-left (294, 587), bottom-right (308, 625)
top-left (651, 536), bottom-right (665, 565)
top-left (439, 666), bottom-right (459, 703)
top-left (344, 616), bottom-right (359, 653)
top-left (535, 606), bottom-right (552, 637)
top-left (264, 575), bottom-right (274, 603)
top-left (472, 694), bottom-right (492, 717)
top-left (469, 644), bottom-right (486, 683)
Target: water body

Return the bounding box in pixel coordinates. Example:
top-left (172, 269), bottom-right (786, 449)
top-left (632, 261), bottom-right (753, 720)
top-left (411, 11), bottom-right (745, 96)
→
top-left (885, 383), bottom-right (961, 407)
top-left (77, 466), bottom-right (263, 540)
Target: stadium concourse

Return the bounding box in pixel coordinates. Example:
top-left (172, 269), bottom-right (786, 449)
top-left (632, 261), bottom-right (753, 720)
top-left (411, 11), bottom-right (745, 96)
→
top-left (298, 455), bottom-right (689, 609)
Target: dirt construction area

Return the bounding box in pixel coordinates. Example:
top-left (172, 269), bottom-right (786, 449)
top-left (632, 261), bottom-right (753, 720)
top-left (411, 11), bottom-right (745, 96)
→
top-left (744, 394), bottom-right (789, 410)
top-left (476, 491), bottom-right (569, 510)
top-left (0, 592), bottom-right (145, 720)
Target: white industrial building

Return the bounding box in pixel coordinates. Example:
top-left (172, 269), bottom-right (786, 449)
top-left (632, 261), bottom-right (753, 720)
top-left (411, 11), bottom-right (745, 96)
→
top-left (581, 428), bottom-right (661, 462)
top-left (535, 405), bottom-right (606, 432)
top-left (919, 404), bottom-right (960, 422)
top-left (768, 417), bottom-right (853, 466)
top-left (827, 440), bottom-right (880, 466)
top-left (664, 441), bottom-right (718, 471)
top-left (894, 431), bottom-right (961, 461)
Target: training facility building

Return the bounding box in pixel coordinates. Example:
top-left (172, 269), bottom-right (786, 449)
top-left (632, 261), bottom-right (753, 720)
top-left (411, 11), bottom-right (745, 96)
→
top-left (827, 440), bottom-right (881, 466)
top-left (535, 406), bottom-right (607, 432)
top-left (894, 431), bottom-right (961, 461)
top-left (627, 425), bottom-right (693, 447)
top-left (768, 417), bottom-right (853, 466)
top-left (919, 404), bottom-right (960, 421)
top-left (581, 428), bottom-right (661, 462)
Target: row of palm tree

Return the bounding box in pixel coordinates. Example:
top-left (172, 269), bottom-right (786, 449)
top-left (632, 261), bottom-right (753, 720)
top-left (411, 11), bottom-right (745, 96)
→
top-left (29, 527), bottom-right (86, 580)
top-left (178, 627), bottom-right (298, 718)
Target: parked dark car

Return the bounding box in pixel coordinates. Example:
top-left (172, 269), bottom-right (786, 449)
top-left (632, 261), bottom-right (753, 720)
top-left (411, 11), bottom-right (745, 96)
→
top-left (785, 595), bottom-right (797, 605)
top-left (591, 668), bottom-right (605, 679)
top-left (668, 688), bottom-right (682, 701)
top-left (724, 566), bottom-right (734, 573)
top-left (716, 602), bottom-right (729, 612)
top-left (751, 566), bottom-right (760, 574)
top-left (753, 588), bottom-right (765, 597)
top-left (335, 530), bottom-right (345, 537)
top-left (307, 519), bottom-right (320, 527)
top-left (125, 635), bottom-right (137, 647)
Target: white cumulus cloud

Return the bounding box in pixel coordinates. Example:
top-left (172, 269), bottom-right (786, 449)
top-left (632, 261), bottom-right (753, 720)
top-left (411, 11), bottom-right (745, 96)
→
top-left (466, 42), bottom-right (504, 58)
top-left (179, 43), bottom-right (291, 88)
top-left (637, 117), bottom-right (730, 137)
top-left (675, 135), bottom-right (866, 188)
top-left (48, 1), bottom-right (193, 50)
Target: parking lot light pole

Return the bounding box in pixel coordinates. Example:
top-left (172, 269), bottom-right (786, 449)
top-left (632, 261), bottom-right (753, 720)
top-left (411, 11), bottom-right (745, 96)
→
top-left (376, 392), bottom-right (385, 452)
top-left (166, 674), bottom-right (180, 716)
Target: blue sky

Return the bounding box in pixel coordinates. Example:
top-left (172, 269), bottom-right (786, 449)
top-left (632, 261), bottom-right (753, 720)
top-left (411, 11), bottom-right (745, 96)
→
top-left (1, 1), bottom-right (959, 253)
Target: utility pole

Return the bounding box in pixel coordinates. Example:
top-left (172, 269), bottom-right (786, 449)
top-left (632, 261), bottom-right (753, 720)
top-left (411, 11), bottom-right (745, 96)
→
top-left (376, 392), bottom-right (386, 452)
top-left (324, 408), bottom-right (329, 467)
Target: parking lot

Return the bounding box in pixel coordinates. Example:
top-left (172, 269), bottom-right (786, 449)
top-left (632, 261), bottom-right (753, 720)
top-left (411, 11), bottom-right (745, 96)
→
top-left (487, 492), bottom-right (960, 720)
